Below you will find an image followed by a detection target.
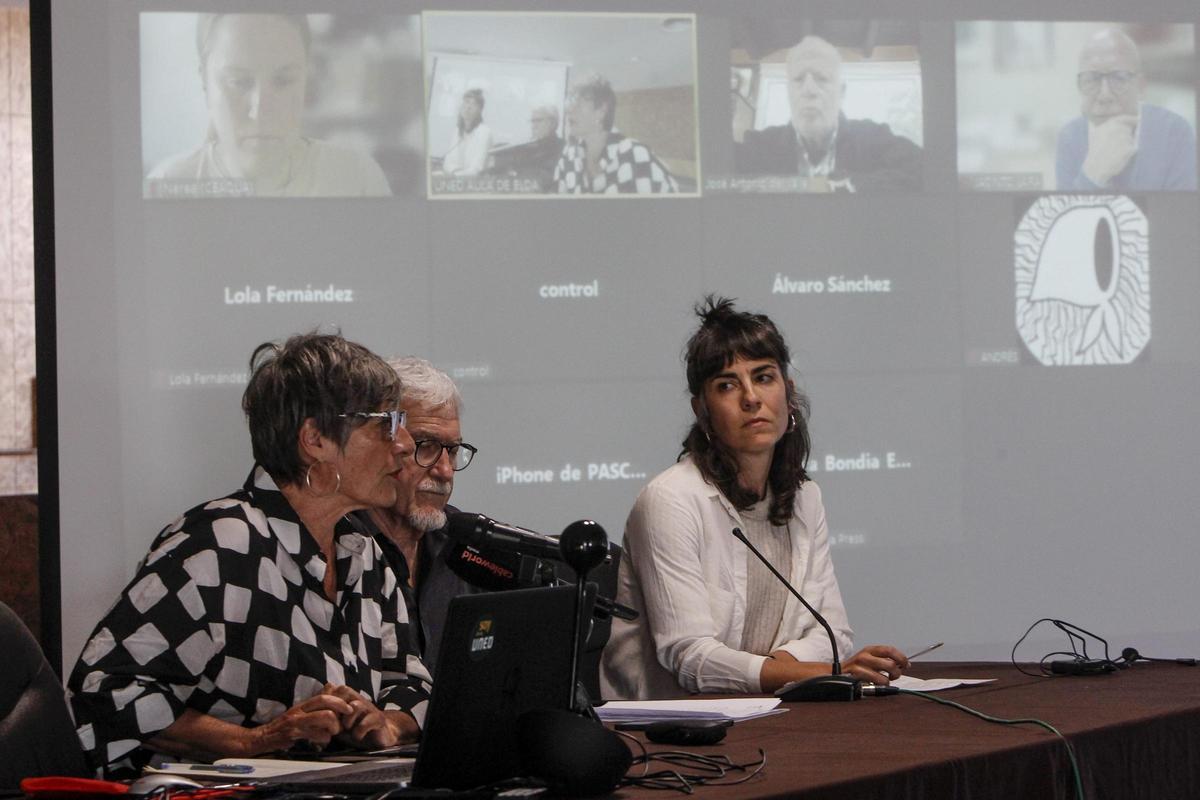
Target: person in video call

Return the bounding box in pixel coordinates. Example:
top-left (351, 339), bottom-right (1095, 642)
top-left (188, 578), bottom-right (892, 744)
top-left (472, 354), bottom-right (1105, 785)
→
top-left (440, 88), bottom-right (493, 177)
top-left (601, 297), bottom-right (908, 700)
top-left (735, 35), bottom-right (922, 192)
top-left (554, 73), bottom-right (680, 194)
top-left (68, 334), bottom-right (430, 775)
top-left (146, 14), bottom-right (392, 198)
top-left (356, 358), bottom-right (481, 674)
top-left (488, 104), bottom-right (567, 192)
top-left (1055, 27), bottom-right (1197, 191)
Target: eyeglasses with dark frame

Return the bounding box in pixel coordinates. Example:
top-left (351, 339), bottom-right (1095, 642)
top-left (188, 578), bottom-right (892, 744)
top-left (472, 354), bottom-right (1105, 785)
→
top-left (1076, 70), bottom-right (1139, 97)
top-left (338, 410), bottom-right (407, 441)
top-left (413, 439), bottom-right (478, 471)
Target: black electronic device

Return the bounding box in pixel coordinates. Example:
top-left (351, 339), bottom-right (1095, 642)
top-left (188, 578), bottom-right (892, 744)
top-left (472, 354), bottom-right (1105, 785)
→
top-left (1049, 658), bottom-right (1119, 675)
top-left (518, 708), bottom-right (633, 796)
top-left (777, 674), bottom-right (864, 701)
top-left (646, 720), bottom-right (731, 746)
top-left (616, 719), bottom-right (732, 746)
top-left (273, 585), bottom-right (594, 794)
top-left (1121, 647), bottom-right (1198, 667)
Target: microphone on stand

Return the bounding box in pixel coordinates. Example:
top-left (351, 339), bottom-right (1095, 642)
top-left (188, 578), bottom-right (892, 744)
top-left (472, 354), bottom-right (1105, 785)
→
top-left (730, 527), bottom-right (862, 702)
top-left (447, 512), bottom-right (564, 563)
top-left (559, 520), bottom-right (609, 714)
top-left (442, 516), bottom-right (639, 621)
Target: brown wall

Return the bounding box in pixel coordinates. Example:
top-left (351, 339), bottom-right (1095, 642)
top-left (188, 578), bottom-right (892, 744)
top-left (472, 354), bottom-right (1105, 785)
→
top-left (615, 85), bottom-right (696, 181)
top-left (0, 494), bottom-right (38, 639)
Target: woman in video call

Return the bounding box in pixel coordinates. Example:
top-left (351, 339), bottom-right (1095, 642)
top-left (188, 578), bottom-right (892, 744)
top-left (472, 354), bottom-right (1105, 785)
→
top-left (146, 14), bottom-right (391, 197)
top-left (440, 87), bottom-right (493, 177)
top-left (554, 73), bottom-right (679, 194)
top-left (601, 297), bottom-right (907, 699)
top-left (68, 334), bottom-right (429, 774)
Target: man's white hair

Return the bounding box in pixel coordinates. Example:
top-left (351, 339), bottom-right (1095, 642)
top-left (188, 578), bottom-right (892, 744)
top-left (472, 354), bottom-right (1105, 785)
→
top-left (388, 356), bottom-right (463, 414)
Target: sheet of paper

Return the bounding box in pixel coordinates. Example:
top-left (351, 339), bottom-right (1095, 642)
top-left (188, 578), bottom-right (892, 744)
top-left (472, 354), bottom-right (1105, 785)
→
top-left (891, 675), bottom-right (997, 692)
top-left (596, 697), bottom-right (784, 723)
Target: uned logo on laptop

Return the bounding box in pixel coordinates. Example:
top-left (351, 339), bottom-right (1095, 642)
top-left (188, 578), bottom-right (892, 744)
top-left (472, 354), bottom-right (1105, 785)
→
top-left (470, 616), bottom-right (495, 660)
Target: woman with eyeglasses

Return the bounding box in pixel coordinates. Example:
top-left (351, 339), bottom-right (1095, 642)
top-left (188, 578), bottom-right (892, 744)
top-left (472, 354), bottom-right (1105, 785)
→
top-left (1055, 26), bottom-right (1196, 191)
top-left (601, 297), bottom-right (907, 700)
top-left (68, 333), bottom-right (430, 775)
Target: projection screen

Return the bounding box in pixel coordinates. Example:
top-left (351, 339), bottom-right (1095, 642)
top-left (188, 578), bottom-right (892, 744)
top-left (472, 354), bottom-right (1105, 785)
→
top-left (46, 0), bottom-right (1200, 675)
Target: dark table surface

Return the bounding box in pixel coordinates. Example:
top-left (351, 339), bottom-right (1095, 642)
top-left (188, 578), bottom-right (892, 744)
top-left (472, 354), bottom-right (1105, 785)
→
top-left (610, 661), bottom-right (1200, 800)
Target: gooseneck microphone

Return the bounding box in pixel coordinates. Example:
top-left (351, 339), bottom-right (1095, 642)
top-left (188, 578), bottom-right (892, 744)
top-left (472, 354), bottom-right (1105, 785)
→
top-left (447, 512), bottom-right (565, 563)
top-left (730, 527), bottom-right (861, 701)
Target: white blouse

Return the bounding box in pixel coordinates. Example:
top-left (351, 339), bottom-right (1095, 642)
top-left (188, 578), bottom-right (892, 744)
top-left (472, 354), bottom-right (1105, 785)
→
top-left (600, 456), bottom-right (853, 700)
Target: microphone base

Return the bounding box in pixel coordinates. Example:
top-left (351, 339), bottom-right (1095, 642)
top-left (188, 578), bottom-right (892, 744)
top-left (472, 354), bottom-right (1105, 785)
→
top-left (776, 674), bottom-right (862, 702)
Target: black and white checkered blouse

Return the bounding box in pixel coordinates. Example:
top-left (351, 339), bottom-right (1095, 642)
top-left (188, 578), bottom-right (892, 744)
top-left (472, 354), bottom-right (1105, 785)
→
top-left (67, 466), bottom-right (432, 774)
top-left (554, 131), bottom-right (679, 194)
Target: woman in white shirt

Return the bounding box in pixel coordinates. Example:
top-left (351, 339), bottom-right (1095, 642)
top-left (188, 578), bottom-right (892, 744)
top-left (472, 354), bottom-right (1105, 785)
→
top-left (441, 88), bottom-right (493, 177)
top-left (601, 297), bottom-right (908, 700)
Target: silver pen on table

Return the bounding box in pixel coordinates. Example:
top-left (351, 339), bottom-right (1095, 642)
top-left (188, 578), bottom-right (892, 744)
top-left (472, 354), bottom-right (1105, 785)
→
top-left (908, 642), bottom-right (944, 661)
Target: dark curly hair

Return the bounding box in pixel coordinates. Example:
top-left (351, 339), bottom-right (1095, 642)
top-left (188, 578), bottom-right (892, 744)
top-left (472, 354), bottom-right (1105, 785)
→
top-left (241, 332), bottom-right (402, 486)
top-left (680, 296), bottom-right (811, 525)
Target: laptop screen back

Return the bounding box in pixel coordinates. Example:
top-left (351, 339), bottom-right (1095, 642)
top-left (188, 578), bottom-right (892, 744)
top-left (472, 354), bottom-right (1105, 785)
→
top-left (412, 584), bottom-right (592, 790)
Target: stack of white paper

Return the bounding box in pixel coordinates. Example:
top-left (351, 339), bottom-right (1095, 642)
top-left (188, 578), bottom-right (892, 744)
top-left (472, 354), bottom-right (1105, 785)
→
top-left (596, 698), bottom-right (785, 724)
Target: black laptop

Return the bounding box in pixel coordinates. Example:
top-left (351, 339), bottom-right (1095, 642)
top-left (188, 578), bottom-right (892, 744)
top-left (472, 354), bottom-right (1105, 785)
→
top-left (273, 584), bottom-right (591, 794)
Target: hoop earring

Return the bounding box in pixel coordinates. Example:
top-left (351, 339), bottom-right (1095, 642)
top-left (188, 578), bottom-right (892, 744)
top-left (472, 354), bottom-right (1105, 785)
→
top-left (305, 461), bottom-right (342, 497)
top-left (787, 413), bottom-right (797, 434)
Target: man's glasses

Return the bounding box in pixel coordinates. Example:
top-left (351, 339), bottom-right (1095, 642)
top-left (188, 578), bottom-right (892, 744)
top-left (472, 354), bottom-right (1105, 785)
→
top-left (338, 410), bottom-right (407, 441)
top-left (1077, 70), bottom-right (1139, 97)
top-left (413, 439), bottom-right (478, 471)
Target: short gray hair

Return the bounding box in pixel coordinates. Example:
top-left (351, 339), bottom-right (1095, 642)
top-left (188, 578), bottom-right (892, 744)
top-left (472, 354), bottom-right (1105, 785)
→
top-left (389, 357), bottom-right (463, 414)
top-left (570, 73), bottom-right (617, 131)
top-left (243, 333), bottom-right (401, 486)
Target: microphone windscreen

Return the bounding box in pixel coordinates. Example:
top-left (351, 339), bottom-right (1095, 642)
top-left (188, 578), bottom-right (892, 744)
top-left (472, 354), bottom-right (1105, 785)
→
top-left (446, 511), bottom-right (487, 546)
top-left (559, 519), bottom-right (608, 576)
top-left (442, 542), bottom-right (522, 591)
top-left (518, 709), bottom-right (632, 796)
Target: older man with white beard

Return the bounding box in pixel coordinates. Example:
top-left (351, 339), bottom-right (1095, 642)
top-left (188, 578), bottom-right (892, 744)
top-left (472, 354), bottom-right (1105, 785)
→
top-left (360, 358), bottom-right (481, 673)
top-left (735, 35), bottom-right (922, 191)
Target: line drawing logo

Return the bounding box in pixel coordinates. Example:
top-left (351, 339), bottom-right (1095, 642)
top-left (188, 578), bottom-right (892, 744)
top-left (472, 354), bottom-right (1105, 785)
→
top-left (1015, 195), bottom-right (1149, 365)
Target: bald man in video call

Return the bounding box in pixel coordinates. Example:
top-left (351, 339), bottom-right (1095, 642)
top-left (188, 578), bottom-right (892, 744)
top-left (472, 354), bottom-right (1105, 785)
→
top-left (735, 35), bottom-right (923, 192)
top-left (1055, 27), bottom-right (1197, 191)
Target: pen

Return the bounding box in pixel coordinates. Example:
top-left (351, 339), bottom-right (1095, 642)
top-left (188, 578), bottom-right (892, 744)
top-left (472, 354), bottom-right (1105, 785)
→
top-left (908, 642), bottom-right (944, 661)
top-left (187, 764), bottom-right (255, 774)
